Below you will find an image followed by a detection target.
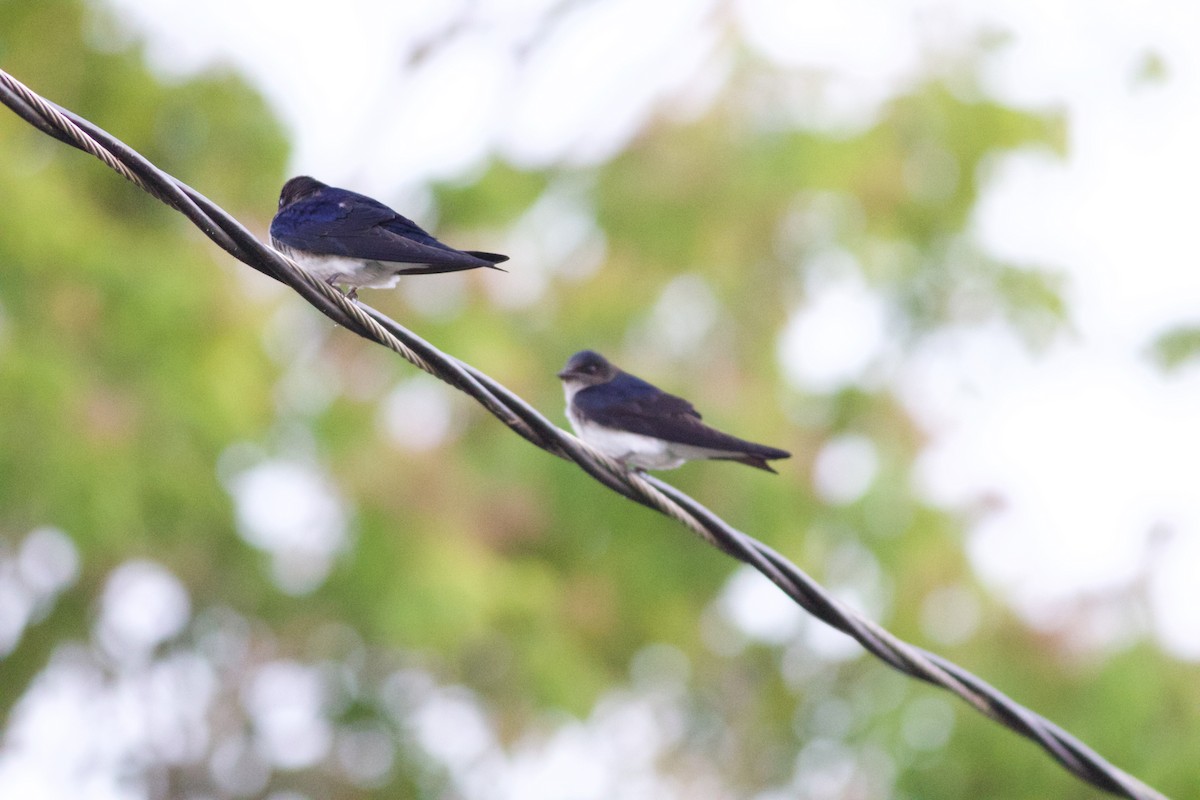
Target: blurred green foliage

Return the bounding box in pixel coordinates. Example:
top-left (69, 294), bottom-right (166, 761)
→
top-left (1151, 324), bottom-right (1200, 371)
top-left (0, 1), bottom-right (1196, 799)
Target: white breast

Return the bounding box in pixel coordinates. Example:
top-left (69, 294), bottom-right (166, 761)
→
top-left (272, 242), bottom-right (403, 289)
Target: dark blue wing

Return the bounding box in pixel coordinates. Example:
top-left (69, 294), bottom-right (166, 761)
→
top-left (578, 372), bottom-right (699, 421)
top-left (575, 373), bottom-right (708, 440)
top-left (271, 188), bottom-right (508, 271)
top-left (576, 372), bottom-right (790, 461)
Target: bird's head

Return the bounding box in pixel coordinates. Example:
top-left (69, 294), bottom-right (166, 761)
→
top-left (277, 175), bottom-right (328, 209)
top-left (557, 350), bottom-right (618, 388)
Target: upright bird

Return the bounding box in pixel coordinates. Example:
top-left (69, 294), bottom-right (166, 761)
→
top-left (269, 176), bottom-right (508, 298)
top-left (557, 350), bottom-right (791, 473)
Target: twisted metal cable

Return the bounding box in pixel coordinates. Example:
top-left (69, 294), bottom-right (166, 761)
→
top-left (0, 68), bottom-right (1169, 800)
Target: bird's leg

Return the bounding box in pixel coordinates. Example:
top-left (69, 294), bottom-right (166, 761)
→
top-left (323, 275), bottom-right (358, 302)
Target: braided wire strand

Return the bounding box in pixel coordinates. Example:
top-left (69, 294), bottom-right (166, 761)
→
top-left (0, 68), bottom-right (1170, 800)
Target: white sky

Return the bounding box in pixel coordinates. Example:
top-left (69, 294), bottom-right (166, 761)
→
top-left (92, 0), bottom-right (1200, 659)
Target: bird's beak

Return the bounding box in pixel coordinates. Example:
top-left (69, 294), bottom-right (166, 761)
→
top-left (556, 369), bottom-right (573, 380)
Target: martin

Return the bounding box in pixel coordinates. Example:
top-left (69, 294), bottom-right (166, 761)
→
top-left (269, 175), bottom-right (507, 298)
top-left (557, 350), bottom-right (791, 472)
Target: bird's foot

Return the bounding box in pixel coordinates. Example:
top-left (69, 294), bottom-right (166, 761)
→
top-left (323, 276), bottom-right (358, 302)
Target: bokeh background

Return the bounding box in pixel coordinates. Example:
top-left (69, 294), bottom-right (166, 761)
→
top-left (2, 0), bottom-right (1199, 797)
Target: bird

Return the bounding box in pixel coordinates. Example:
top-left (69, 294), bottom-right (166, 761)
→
top-left (557, 350), bottom-right (791, 473)
top-left (269, 175), bottom-right (508, 298)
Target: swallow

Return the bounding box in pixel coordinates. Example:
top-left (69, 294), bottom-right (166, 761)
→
top-left (269, 175), bottom-right (507, 297)
top-left (557, 350), bottom-right (791, 472)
